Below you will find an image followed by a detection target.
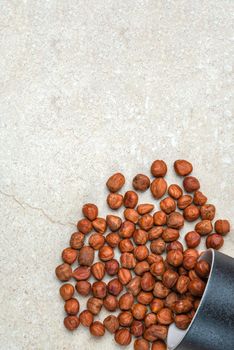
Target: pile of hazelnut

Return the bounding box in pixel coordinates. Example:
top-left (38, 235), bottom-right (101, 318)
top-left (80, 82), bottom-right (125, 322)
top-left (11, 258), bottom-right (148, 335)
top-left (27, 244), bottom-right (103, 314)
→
top-left (55, 160), bottom-right (231, 350)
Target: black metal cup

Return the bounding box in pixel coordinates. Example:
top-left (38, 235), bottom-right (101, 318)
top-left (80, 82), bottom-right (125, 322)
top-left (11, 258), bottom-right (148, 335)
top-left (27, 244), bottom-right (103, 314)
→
top-left (167, 249), bottom-right (234, 350)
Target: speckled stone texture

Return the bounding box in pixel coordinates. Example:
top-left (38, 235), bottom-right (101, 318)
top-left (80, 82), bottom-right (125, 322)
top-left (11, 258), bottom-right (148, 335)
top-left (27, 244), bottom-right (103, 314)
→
top-left (0, 1), bottom-right (233, 349)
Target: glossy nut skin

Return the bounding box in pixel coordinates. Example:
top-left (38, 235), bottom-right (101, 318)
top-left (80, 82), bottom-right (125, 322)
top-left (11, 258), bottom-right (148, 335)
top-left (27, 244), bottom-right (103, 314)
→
top-left (118, 311), bottom-right (133, 327)
top-left (106, 232), bottom-right (120, 248)
top-left (77, 218), bottom-right (92, 234)
top-left (167, 212), bottom-right (184, 229)
top-left (104, 315), bottom-right (119, 333)
top-left (105, 259), bottom-right (119, 275)
top-left (106, 173), bottom-right (125, 192)
top-left (89, 233), bottom-right (105, 250)
top-left (153, 211), bottom-right (167, 226)
top-left (131, 320), bottom-right (145, 337)
top-left (78, 246), bottom-right (94, 266)
top-left (195, 220), bottom-right (213, 236)
top-left (132, 303), bottom-right (147, 320)
top-left (206, 234), bottom-right (224, 250)
top-left (124, 191), bottom-right (138, 208)
top-left (138, 214), bottom-right (154, 231)
top-left (134, 338), bottom-right (149, 350)
top-left (107, 193), bottom-right (123, 209)
top-left (134, 245), bottom-right (149, 261)
top-left (153, 282), bottom-right (170, 299)
top-left (174, 314), bottom-right (191, 330)
top-left (119, 238), bottom-right (134, 253)
top-left (137, 204), bottom-right (154, 215)
top-left (55, 263), bottom-right (72, 281)
top-left (103, 295), bottom-right (119, 311)
top-left (183, 176), bottom-right (200, 192)
top-left (174, 160), bottom-right (193, 176)
top-left (99, 246), bottom-right (114, 261)
top-left (82, 203), bottom-right (98, 221)
top-left (171, 299), bottom-right (193, 314)
top-left (183, 205), bottom-right (200, 222)
top-left (92, 281), bottom-right (107, 299)
top-left (200, 204), bottom-right (216, 220)
top-left (160, 197), bottom-right (176, 214)
top-left (214, 219), bottom-right (230, 235)
top-left (91, 262), bottom-right (105, 280)
top-left (119, 221), bottom-right (135, 238)
top-left (188, 278), bottom-right (206, 296)
top-left (135, 261), bottom-right (150, 275)
top-left (79, 310), bottom-right (94, 327)
top-left (64, 315), bottom-right (80, 331)
top-left (62, 248), bottom-right (78, 264)
top-left (177, 195), bottom-right (193, 209)
top-left (106, 214), bottom-right (122, 231)
top-left (92, 217), bottom-right (107, 234)
top-left (70, 232), bottom-right (84, 249)
top-left (166, 250), bottom-right (183, 267)
top-left (126, 276), bottom-right (142, 296)
top-left (151, 160), bottom-right (167, 177)
top-left (148, 227), bottom-right (163, 241)
top-left (107, 278), bottom-right (123, 296)
top-left (87, 297), bottom-right (103, 315)
top-left (185, 231), bottom-right (201, 248)
top-left (120, 252), bottom-right (136, 269)
top-left (141, 272), bottom-right (155, 291)
top-left (133, 174), bottom-right (150, 191)
top-left (157, 308), bottom-right (174, 325)
top-left (90, 321), bottom-right (105, 337)
top-left (150, 178), bottom-right (167, 199)
top-left (150, 298), bottom-right (164, 313)
top-left (119, 292), bottom-right (134, 310)
top-left (60, 283), bottom-right (74, 300)
top-left (193, 191), bottom-right (207, 206)
top-left (168, 184), bottom-right (183, 199)
top-left (165, 292), bottom-right (179, 309)
top-left (152, 340), bottom-right (167, 350)
top-left (144, 313), bottom-right (157, 328)
top-left (144, 325), bottom-right (168, 341)
top-left (118, 268), bottom-right (132, 285)
top-left (162, 228), bottom-right (179, 242)
top-left (64, 298), bottom-right (80, 315)
top-left (75, 281), bottom-right (91, 296)
top-left (133, 229), bottom-right (149, 245)
top-left (176, 275), bottom-right (190, 294)
top-left (72, 266), bottom-right (91, 281)
top-left (195, 260), bottom-right (210, 278)
top-left (124, 208), bottom-right (139, 224)
top-left (115, 328), bottom-right (132, 345)
top-left (150, 261), bottom-right (165, 277)
top-left (162, 270), bottom-right (179, 288)
top-left (137, 291), bottom-right (154, 305)
top-left (166, 241), bottom-right (184, 252)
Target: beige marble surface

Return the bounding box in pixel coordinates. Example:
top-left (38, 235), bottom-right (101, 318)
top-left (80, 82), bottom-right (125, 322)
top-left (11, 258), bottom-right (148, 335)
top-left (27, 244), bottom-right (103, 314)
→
top-left (0, 1), bottom-right (233, 349)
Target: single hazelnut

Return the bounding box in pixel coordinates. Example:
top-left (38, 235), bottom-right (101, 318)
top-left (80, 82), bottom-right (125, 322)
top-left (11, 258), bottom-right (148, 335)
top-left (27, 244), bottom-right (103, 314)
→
top-left (177, 195), bottom-right (193, 209)
top-left (60, 283), bottom-right (74, 300)
top-left (188, 270), bottom-right (199, 281)
top-left (118, 311), bottom-right (133, 327)
top-left (119, 221), bottom-right (135, 238)
top-left (152, 340), bottom-right (167, 350)
top-left (103, 315), bottom-right (119, 333)
top-left (124, 208), bottom-right (139, 224)
top-left (174, 160), bottom-right (193, 176)
top-left (77, 218), bottom-right (92, 234)
top-left (157, 308), bottom-right (174, 325)
top-left (214, 219), bottom-right (230, 235)
top-left (99, 245), bottom-right (114, 261)
top-left (133, 229), bottom-right (149, 245)
top-left (166, 241), bottom-right (184, 252)
top-left (55, 263), bottom-right (72, 281)
top-left (115, 328), bottom-right (132, 345)
top-left (107, 192), bottom-right (123, 209)
top-left (150, 261), bottom-right (165, 277)
top-left (120, 252), bottom-right (136, 269)
top-left (132, 303), bottom-right (147, 320)
top-left (105, 259), bottom-right (119, 275)
top-left (176, 275), bottom-right (190, 294)
top-left (206, 233), bottom-right (224, 250)
top-left (119, 238), bottom-right (134, 253)
top-left (79, 310), bottom-right (94, 327)
top-left (137, 291), bottom-right (154, 305)
top-left (92, 281), bottom-right (107, 299)
top-left (134, 245), bottom-right (149, 261)
top-left (167, 250), bottom-right (183, 267)
top-left (135, 261), bottom-right (150, 275)
top-left (106, 232), bottom-right (120, 248)
top-left (188, 278), bottom-right (206, 296)
top-left (75, 281), bottom-right (91, 296)
top-left (133, 174), bottom-right (150, 191)
top-left (126, 276), bottom-right (142, 296)
top-left (160, 197), bottom-right (176, 214)
top-left (78, 246), bottom-right (94, 266)
top-left (162, 228), bottom-right (180, 242)
top-left (131, 320), bottom-right (145, 337)
top-left (90, 321), bottom-right (105, 337)
top-left (72, 266), bottom-right (91, 280)
top-left (119, 292), bottom-right (134, 310)
top-left (124, 190), bottom-right (138, 208)
top-left (70, 232), bottom-right (84, 249)
top-left (183, 176), bottom-right (200, 193)
top-left (168, 184), bottom-right (183, 199)
top-left (153, 211), bottom-right (167, 226)
top-left (134, 338), bottom-right (149, 350)
top-left (171, 299), bottom-right (193, 314)
top-left (138, 214), bottom-right (154, 231)
top-left (183, 205), bottom-right (200, 222)
top-left (162, 270), bottom-right (179, 288)
top-left (200, 204), bottom-right (216, 220)
top-left (184, 249), bottom-right (199, 259)
top-left (193, 191), bottom-right (207, 206)
top-left (106, 172), bottom-right (125, 192)
top-left (165, 292), bottom-right (178, 309)
top-left (106, 214), bottom-right (122, 231)
top-left (137, 204), bottom-right (154, 215)
top-left (150, 178), bottom-right (167, 199)
top-left (107, 278), bottom-right (123, 296)
top-left (91, 262), bottom-right (105, 280)
top-left (87, 297), bottom-right (103, 315)
top-left (195, 260), bottom-right (210, 278)
top-left (144, 313), bottom-right (157, 328)
top-left (92, 217), bottom-right (107, 234)
top-left (150, 238), bottom-right (166, 255)
top-left (153, 282), bottom-right (170, 299)
top-left (148, 227), bottom-right (163, 241)
top-left (150, 298), bottom-right (164, 313)
top-left (89, 233), bottom-right (105, 250)
top-left (62, 248), bottom-right (78, 265)
top-left (183, 256), bottom-right (197, 270)
top-left (118, 268), bottom-right (132, 285)
top-left (167, 212), bottom-right (184, 229)
top-left (195, 220), bottom-right (213, 236)
top-left (141, 272), bottom-right (155, 291)
top-left (103, 294), bottom-right (119, 311)
top-left (144, 325), bottom-right (168, 341)
top-left (147, 254), bottom-right (163, 265)
top-left (151, 160), bottom-right (167, 177)
top-left (174, 314), bottom-right (191, 330)
top-left (64, 315), bottom-right (80, 331)
top-left (82, 203), bottom-right (98, 221)
top-left (185, 231), bottom-right (201, 248)
top-left (64, 298), bottom-right (80, 315)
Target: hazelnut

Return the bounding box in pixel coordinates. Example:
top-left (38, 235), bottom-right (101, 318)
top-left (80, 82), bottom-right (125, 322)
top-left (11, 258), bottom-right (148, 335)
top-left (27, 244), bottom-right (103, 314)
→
top-left (206, 233), bottom-right (224, 250)
top-left (64, 315), bottom-right (80, 331)
top-left (183, 257), bottom-right (197, 271)
top-left (77, 218), bottom-right (92, 234)
top-left (174, 314), bottom-right (191, 330)
top-left (106, 214), bottom-right (122, 231)
top-left (107, 278), bottom-right (123, 296)
top-left (162, 270), bottom-right (179, 288)
top-left (119, 221), bottom-right (135, 238)
top-left (103, 294), bottom-right (119, 311)
top-left (133, 229), bottom-right (149, 245)
top-left (144, 325), bottom-right (168, 341)
top-left (183, 176), bottom-right (200, 192)
top-left (82, 203), bottom-right (98, 221)
top-left (200, 204), bottom-right (216, 220)
top-left (72, 266), bottom-right (91, 280)
top-left (79, 310), bottom-right (94, 327)
top-left (157, 308), bottom-right (174, 325)
top-left (70, 232), bottom-right (84, 250)
top-left (176, 276), bottom-right (190, 294)
top-left (137, 292), bottom-right (154, 305)
top-left (162, 228), bottom-right (180, 242)
top-left (62, 248), bottom-right (78, 265)
top-left (131, 320), bottom-right (145, 337)
top-left (75, 281), bottom-right (91, 296)
top-left (188, 270), bottom-right (199, 281)
top-left (91, 262), bottom-right (105, 280)
top-left (150, 298), bottom-right (164, 313)
top-left (141, 272), bottom-right (155, 291)
top-left (106, 172), bottom-right (125, 192)
top-left (160, 197), bottom-right (176, 214)
top-left (188, 278), bottom-right (206, 296)
top-left (153, 282), bottom-right (170, 299)
top-left (178, 267), bottom-right (188, 276)
top-left (144, 313), bottom-right (157, 328)
top-left (153, 211), bottom-right (167, 226)
top-left (64, 298), bottom-right (80, 315)
top-left (107, 193), bottom-right (123, 210)
top-left (193, 191), bottom-right (207, 206)
top-left (55, 263), bottom-right (72, 282)
top-left (214, 219), bottom-right (230, 235)
top-left (92, 281), bottom-right (107, 299)
top-left (89, 233), bottom-right (105, 250)
top-left (106, 232), bottom-right (120, 248)
top-left (150, 178), bottom-right (167, 199)
top-left (183, 205), bottom-right (200, 222)
top-left (165, 292), bottom-right (178, 309)
top-left (104, 315), bottom-right (119, 333)
top-left (152, 340), bottom-right (167, 350)
top-left (148, 227), bottom-right (163, 240)
top-left (138, 214), bottom-right (154, 231)
top-left (135, 261), bottom-right (150, 275)
top-left (167, 212), bottom-right (184, 229)
top-left (171, 299), bottom-right (193, 314)
top-left (120, 252), bottom-right (136, 269)
top-left (177, 195), bottom-right (193, 209)
top-left (60, 283), bottom-right (74, 300)
top-left (185, 231), bottom-right (201, 248)
top-left (99, 245), bottom-right (114, 261)
top-left (137, 204), bottom-right (154, 215)
top-left (126, 276), bottom-right (142, 296)
top-left (92, 217), bottom-right (107, 234)
top-left (124, 208), bottom-right (139, 224)
top-left (105, 259), bottom-right (119, 275)
top-left (150, 238), bottom-right (166, 255)
top-left (166, 241), bottom-right (184, 252)
top-left (133, 174), bottom-right (150, 191)
top-left (167, 250), bottom-right (183, 267)
top-left (168, 184), bottom-right (183, 199)
top-left (119, 238), bottom-right (134, 253)
top-left (174, 160), bottom-right (193, 176)
top-left (184, 249), bottom-right (199, 259)
top-left (132, 303), bottom-right (147, 320)
top-left (118, 311), bottom-right (133, 327)
top-left (151, 160), bottom-right (167, 177)
top-left (150, 261), bottom-right (165, 277)
top-left (195, 260), bottom-right (210, 278)
top-left (87, 297), bottom-right (103, 315)
top-left (195, 220), bottom-right (213, 236)
top-left (124, 190), bottom-right (138, 208)
top-left (134, 245), bottom-right (149, 261)
top-left (78, 246), bottom-right (94, 266)
top-left (134, 339), bottom-right (149, 350)
top-left (119, 292), bottom-right (134, 310)
top-left (115, 328), bottom-right (132, 345)
top-left (90, 321), bottom-right (105, 337)
top-left (147, 254), bottom-right (163, 265)
top-left (118, 268), bottom-right (132, 285)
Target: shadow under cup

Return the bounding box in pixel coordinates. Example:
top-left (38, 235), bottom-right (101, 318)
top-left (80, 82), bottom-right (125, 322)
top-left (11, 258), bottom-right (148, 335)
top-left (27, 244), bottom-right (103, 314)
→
top-left (167, 249), bottom-right (234, 350)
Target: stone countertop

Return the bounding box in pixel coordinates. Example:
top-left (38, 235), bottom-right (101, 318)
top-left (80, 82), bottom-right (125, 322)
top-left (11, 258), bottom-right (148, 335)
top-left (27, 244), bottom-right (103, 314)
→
top-left (0, 1), bottom-right (233, 349)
